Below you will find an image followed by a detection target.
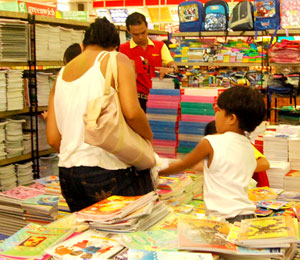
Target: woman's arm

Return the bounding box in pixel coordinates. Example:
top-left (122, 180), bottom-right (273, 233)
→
top-left (159, 138), bottom-right (212, 176)
top-left (255, 157), bottom-right (270, 172)
top-left (116, 53), bottom-right (153, 141)
top-left (46, 83), bottom-right (61, 152)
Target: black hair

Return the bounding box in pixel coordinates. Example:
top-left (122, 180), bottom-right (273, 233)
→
top-left (63, 43), bottom-right (81, 64)
top-left (205, 120), bottom-right (217, 135)
top-left (83, 17), bottom-right (120, 49)
top-left (217, 86), bottom-right (265, 133)
top-left (126, 12), bottom-right (147, 31)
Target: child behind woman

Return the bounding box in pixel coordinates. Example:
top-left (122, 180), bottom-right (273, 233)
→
top-left (159, 86), bottom-right (266, 223)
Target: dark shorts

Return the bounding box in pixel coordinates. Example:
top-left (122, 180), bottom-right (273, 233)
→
top-left (226, 214), bottom-right (256, 224)
top-left (59, 166), bottom-right (154, 212)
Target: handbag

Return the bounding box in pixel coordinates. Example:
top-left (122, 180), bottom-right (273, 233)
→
top-left (83, 51), bottom-right (156, 170)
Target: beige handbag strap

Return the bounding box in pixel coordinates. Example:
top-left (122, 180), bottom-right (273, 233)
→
top-left (104, 51), bottom-right (118, 95)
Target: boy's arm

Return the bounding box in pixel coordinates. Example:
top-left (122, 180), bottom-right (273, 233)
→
top-left (159, 139), bottom-right (212, 176)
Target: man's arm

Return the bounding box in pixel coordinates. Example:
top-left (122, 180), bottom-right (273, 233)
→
top-left (158, 44), bottom-right (178, 79)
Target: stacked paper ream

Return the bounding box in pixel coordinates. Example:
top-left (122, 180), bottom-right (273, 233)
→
top-left (284, 170), bottom-right (300, 191)
top-left (0, 164), bottom-right (16, 191)
top-left (288, 138), bottom-right (300, 170)
top-left (37, 72), bottom-right (54, 107)
top-left (15, 161), bottom-right (34, 186)
top-left (6, 70), bottom-right (24, 111)
top-left (0, 70), bottom-right (6, 112)
top-left (0, 121), bottom-right (7, 160)
top-left (5, 119), bottom-right (25, 158)
top-left (177, 88), bottom-right (223, 158)
top-left (146, 88), bottom-right (180, 159)
top-left (263, 133), bottom-right (289, 162)
top-left (266, 161), bottom-right (291, 189)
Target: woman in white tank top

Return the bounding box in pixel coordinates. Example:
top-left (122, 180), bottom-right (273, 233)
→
top-left (46, 17), bottom-right (154, 212)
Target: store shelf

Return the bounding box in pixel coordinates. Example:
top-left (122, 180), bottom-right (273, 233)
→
top-left (36, 61), bottom-right (64, 67)
top-left (172, 29), bottom-right (300, 38)
top-left (38, 149), bottom-right (56, 156)
top-left (0, 62), bottom-right (28, 67)
top-left (270, 62), bottom-right (300, 67)
top-left (175, 62), bottom-right (265, 67)
top-left (37, 106), bottom-right (48, 112)
top-left (0, 153), bottom-right (32, 166)
top-left (0, 107), bottom-right (30, 118)
top-left (34, 15), bottom-right (90, 29)
top-left (117, 25), bottom-right (168, 35)
top-left (0, 11), bottom-right (28, 20)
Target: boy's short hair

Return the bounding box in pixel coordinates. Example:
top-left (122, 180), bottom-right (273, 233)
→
top-left (217, 86), bottom-right (265, 133)
top-left (63, 43), bottom-right (81, 64)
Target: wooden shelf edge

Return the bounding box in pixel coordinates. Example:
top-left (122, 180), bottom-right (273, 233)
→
top-left (35, 15), bottom-right (90, 28)
top-left (176, 62), bottom-right (265, 67)
top-left (0, 107), bottom-right (30, 118)
top-left (0, 11), bottom-right (28, 20)
top-left (36, 61), bottom-right (64, 66)
top-left (37, 149), bottom-right (57, 157)
top-left (0, 153), bottom-right (32, 166)
top-left (270, 62), bottom-right (300, 67)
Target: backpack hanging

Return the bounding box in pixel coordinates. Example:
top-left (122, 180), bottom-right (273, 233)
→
top-left (230, 1), bottom-right (254, 31)
top-left (178, 0), bottom-right (204, 32)
top-left (203, 0), bottom-right (229, 31)
top-left (254, 0), bottom-right (280, 30)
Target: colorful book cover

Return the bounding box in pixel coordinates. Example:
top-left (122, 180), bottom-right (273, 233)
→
top-left (46, 229), bottom-right (124, 259)
top-left (238, 216), bottom-right (297, 242)
top-left (293, 204), bottom-right (300, 221)
top-left (0, 186), bottom-right (45, 201)
top-left (22, 194), bottom-right (60, 207)
top-left (255, 207), bottom-right (273, 217)
top-left (255, 199), bottom-right (288, 210)
top-left (178, 216), bottom-right (237, 254)
top-left (75, 192), bottom-right (157, 221)
top-left (285, 170), bottom-right (300, 177)
top-left (0, 223), bottom-right (73, 258)
top-left (247, 186), bottom-right (278, 202)
top-left (118, 230), bottom-right (178, 251)
top-left (127, 249), bottom-right (214, 260)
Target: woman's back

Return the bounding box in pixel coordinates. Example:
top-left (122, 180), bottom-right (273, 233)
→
top-left (54, 50), bottom-right (129, 169)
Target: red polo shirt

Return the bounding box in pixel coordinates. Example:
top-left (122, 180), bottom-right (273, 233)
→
top-left (120, 39), bottom-right (168, 95)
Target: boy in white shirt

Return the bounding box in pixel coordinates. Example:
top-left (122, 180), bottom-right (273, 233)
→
top-left (159, 86), bottom-right (266, 223)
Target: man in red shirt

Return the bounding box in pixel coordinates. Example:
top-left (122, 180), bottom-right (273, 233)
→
top-left (119, 12), bottom-right (178, 111)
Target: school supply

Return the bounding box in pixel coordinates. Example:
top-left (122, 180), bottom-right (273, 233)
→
top-left (254, 0), bottom-right (280, 30)
top-left (83, 51), bottom-right (156, 170)
top-left (178, 0), bottom-right (203, 32)
top-left (230, 1), bottom-right (254, 31)
top-left (281, 0), bottom-right (300, 29)
top-left (203, 0), bottom-right (229, 31)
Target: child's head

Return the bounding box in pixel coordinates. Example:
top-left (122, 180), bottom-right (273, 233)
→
top-left (205, 120), bottom-right (217, 135)
top-left (216, 86), bottom-right (265, 133)
top-left (63, 43), bottom-right (82, 64)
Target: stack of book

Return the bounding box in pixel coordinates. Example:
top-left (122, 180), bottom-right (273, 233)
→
top-left (5, 118), bottom-right (25, 158)
top-left (0, 222), bottom-right (74, 260)
top-left (75, 191), bottom-right (169, 232)
top-left (0, 164), bottom-right (17, 191)
top-left (6, 70), bottom-right (24, 111)
top-left (0, 70), bottom-right (6, 111)
top-left (48, 26), bottom-right (61, 61)
top-left (15, 161), bottom-right (34, 186)
top-left (266, 161), bottom-right (291, 189)
top-left (263, 133), bottom-right (289, 162)
top-left (284, 170), bottom-right (300, 191)
top-left (0, 185), bottom-right (44, 235)
top-left (177, 88), bottom-right (222, 157)
top-left (146, 88), bottom-right (181, 158)
top-left (37, 71), bottom-right (54, 107)
top-left (288, 138), bottom-right (300, 170)
top-left (0, 19), bottom-right (29, 62)
top-left (0, 121), bottom-right (7, 159)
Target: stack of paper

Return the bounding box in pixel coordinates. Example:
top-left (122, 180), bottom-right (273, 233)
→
top-left (0, 164), bottom-right (16, 191)
top-left (146, 88), bottom-right (180, 158)
top-left (0, 70), bottom-right (7, 111)
top-left (288, 138), bottom-right (300, 170)
top-left (152, 77), bottom-right (175, 89)
top-left (266, 161), bottom-right (291, 189)
top-left (75, 191), bottom-right (169, 232)
top-left (71, 28), bottom-right (85, 46)
top-left (36, 24), bottom-right (50, 61)
top-left (15, 161), bottom-right (33, 186)
top-left (5, 119), bottom-right (25, 158)
top-left (0, 186), bottom-right (44, 235)
top-left (6, 70), bottom-right (24, 111)
top-left (22, 132), bottom-right (31, 155)
top-left (0, 121), bottom-right (7, 159)
top-left (59, 26), bottom-right (73, 60)
top-left (263, 133), bottom-right (289, 162)
top-left (284, 170), bottom-right (300, 191)
top-left (37, 71), bottom-right (53, 106)
top-left (0, 19), bottom-right (29, 62)
top-left (48, 26), bottom-right (61, 61)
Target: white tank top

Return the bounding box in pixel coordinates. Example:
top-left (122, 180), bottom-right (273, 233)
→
top-left (54, 51), bottom-right (129, 169)
top-left (203, 132), bottom-right (256, 220)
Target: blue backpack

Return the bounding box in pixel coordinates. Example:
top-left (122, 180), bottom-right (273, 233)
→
top-left (203, 0), bottom-right (229, 31)
top-left (178, 1), bottom-right (203, 32)
top-left (254, 0), bottom-right (280, 30)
